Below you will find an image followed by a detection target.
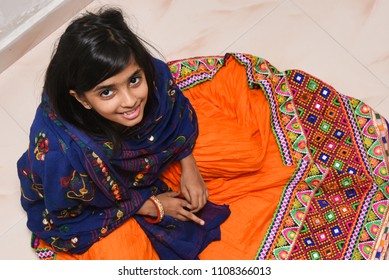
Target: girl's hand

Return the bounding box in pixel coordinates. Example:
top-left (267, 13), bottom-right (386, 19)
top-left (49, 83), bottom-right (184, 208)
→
top-left (179, 154), bottom-right (208, 213)
top-left (157, 192), bottom-right (205, 225)
top-left (136, 154), bottom-right (208, 226)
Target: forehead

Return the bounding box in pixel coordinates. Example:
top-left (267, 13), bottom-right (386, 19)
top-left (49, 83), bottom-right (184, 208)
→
top-left (93, 60), bottom-right (142, 89)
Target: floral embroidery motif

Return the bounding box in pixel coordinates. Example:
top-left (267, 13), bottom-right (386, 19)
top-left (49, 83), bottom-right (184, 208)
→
top-left (133, 157), bottom-right (154, 187)
top-left (20, 168), bottom-right (44, 200)
top-left (42, 209), bottom-right (54, 231)
top-left (34, 131), bottom-right (49, 161)
top-left (61, 170), bottom-right (94, 202)
top-left (92, 152), bottom-right (122, 200)
top-left (58, 205), bottom-right (84, 219)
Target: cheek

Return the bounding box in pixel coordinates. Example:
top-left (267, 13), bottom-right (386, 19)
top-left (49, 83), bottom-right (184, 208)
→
top-left (92, 100), bottom-right (118, 116)
top-left (139, 83), bottom-right (149, 100)
top-left (134, 84), bottom-right (149, 108)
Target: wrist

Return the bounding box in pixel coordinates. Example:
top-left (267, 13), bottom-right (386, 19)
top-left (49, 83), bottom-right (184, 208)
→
top-left (180, 154), bottom-right (196, 170)
top-left (137, 199), bottom-right (154, 216)
top-left (143, 195), bottom-right (165, 224)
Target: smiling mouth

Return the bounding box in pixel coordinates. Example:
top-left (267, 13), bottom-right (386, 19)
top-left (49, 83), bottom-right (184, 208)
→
top-left (121, 106), bottom-right (141, 120)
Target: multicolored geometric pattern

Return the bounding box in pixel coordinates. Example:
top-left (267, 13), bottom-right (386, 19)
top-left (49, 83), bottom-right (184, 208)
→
top-left (289, 168), bottom-right (372, 260)
top-left (32, 235), bottom-right (56, 260)
top-left (169, 56), bottom-right (224, 91)
top-left (167, 53), bottom-right (389, 260)
top-left (288, 70), bottom-right (366, 177)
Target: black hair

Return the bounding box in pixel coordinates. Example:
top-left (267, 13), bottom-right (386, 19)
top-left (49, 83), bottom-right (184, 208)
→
top-left (44, 7), bottom-right (156, 150)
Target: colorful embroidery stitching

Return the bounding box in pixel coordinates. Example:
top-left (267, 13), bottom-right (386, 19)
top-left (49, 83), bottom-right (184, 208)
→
top-left (168, 53), bottom-right (389, 260)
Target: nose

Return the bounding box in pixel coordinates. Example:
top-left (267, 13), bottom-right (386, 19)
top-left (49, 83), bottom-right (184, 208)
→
top-left (120, 88), bottom-right (137, 108)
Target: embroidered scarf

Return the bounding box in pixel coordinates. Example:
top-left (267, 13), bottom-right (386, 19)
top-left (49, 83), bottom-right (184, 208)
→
top-left (17, 58), bottom-right (230, 259)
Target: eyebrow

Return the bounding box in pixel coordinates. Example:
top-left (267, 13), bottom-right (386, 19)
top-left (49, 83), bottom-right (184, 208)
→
top-left (93, 68), bottom-right (143, 92)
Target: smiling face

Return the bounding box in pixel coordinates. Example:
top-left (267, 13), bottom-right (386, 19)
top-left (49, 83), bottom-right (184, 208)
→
top-left (70, 60), bottom-right (149, 129)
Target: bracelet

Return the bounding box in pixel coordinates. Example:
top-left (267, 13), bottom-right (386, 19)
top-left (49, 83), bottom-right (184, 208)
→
top-left (144, 195), bottom-right (164, 224)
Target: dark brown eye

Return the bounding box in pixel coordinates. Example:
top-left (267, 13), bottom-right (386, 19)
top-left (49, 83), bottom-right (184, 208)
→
top-left (100, 89), bottom-right (113, 97)
top-left (129, 77), bottom-right (141, 86)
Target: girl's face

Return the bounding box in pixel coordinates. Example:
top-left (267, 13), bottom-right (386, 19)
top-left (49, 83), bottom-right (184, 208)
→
top-left (71, 60), bottom-right (149, 129)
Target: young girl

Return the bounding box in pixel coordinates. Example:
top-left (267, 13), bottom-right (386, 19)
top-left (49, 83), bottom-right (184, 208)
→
top-left (18, 7), bottom-right (389, 260)
top-left (17, 8), bottom-right (231, 260)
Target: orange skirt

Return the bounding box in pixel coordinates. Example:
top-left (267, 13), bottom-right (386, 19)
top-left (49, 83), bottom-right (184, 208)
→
top-left (41, 57), bottom-right (295, 260)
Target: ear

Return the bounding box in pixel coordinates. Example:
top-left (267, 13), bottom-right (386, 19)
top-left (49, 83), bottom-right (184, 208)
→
top-left (69, 90), bottom-right (92, 109)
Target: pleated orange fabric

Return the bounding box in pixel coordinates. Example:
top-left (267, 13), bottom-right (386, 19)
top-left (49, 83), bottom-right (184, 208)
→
top-left (163, 58), bottom-right (296, 259)
top-left (53, 218), bottom-right (159, 260)
top-left (37, 57), bottom-right (295, 260)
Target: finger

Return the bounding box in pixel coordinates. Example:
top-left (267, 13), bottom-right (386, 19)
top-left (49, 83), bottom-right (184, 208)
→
top-left (189, 195), bottom-right (199, 211)
top-left (165, 191), bottom-right (180, 198)
top-left (180, 207), bottom-right (205, 226)
top-left (185, 199), bottom-right (202, 213)
top-left (181, 186), bottom-right (191, 202)
top-left (175, 213), bottom-right (190, 222)
top-left (189, 212), bottom-right (205, 226)
top-left (192, 192), bottom-right (208, 213)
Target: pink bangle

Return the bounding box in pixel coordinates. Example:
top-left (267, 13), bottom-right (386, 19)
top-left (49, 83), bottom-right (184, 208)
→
top-left (144, 195), bottom-right (164, 224)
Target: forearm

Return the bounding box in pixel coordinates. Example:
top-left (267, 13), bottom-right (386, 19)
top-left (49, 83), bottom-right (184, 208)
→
top-left (180, 153), bottom-right (198, 173)
top-left (135, 153), bottom-right (196, 217)
top-left (136, 199), bottom-right (157, 216)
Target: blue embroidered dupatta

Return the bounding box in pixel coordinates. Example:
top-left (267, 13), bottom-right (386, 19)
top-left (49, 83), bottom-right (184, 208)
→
top-left (17, 58), bottom-right (230, 259)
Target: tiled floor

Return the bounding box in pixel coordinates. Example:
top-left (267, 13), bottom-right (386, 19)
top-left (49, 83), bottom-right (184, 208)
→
top-left (0, 0), bottom-right (388, 260)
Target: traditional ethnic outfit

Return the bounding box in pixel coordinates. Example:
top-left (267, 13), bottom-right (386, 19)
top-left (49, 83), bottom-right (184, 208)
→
top-left (17, 58), bottom-right (230, 260)
top-left (18, 54), bottom-right (389, 260)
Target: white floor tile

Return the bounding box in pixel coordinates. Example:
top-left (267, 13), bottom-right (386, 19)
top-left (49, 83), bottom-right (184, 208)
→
top-left (0, 216), bottom-right (36, 260)
top-left (293, 0), bottom-right (389, 89)
top-left (0, 106), bottom-right (29, 192)
top-left (85, 0), bottom-right (285, 60)
top-left (224, 0), bottom-right (389, 116)
top-left (375, 96), bottom-right (389, 120)
top-left (0, 40), bottom-right (51, 133)
top-left (0, 191), bottom-right (27, 237)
